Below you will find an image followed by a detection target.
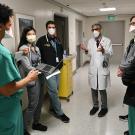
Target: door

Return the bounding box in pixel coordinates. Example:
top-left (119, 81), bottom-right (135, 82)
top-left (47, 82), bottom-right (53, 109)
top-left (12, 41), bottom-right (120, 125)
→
top-left (54, 14), bottom-right (69, 55)
top-left (100, 21), bottom-right (125, 64)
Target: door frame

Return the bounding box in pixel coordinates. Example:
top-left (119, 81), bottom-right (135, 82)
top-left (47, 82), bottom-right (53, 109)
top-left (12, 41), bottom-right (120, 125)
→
top-left (75, 19), bottom-right (83, 69)
top-left (54, 13), bottom-right (69, 55)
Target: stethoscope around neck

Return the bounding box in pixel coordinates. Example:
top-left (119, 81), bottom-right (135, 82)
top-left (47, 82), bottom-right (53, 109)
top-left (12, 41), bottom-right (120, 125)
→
top-left (45, 35), bottom-right (57, 51)
top-left (46, 34), bottom-right (56, 43)
top-left (46, 35), bottom-right (49, 43)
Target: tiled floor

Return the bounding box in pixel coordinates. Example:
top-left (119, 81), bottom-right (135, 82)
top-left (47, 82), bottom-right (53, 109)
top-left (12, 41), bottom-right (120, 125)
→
top-left (31, 64), bottom-right (128, 135)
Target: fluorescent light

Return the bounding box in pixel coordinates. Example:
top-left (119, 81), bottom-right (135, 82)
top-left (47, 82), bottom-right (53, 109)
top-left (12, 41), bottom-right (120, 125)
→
top-left (99, 7), bottom-right (116, 12)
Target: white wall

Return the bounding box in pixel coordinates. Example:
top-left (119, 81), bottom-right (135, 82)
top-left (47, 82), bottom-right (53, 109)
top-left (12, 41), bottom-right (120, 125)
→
top-left (83, 15), bottom-right (134, 64)
top-left (0, 0), bottom-right (86, 71)
top-left (85, 15), bottom-right (133, 49)
top-left (2, 1), bottom-right (133, 68)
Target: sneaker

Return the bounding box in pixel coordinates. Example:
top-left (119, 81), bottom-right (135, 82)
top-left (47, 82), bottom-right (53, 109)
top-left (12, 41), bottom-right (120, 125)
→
top-left (57, 113), bottom-right (70, 123)
top-left (50, 109), bottom-right (70, 123)
top-left (119, 115), bottom-right (128, 122)
top-left (124, 130), bottom-right (129, 135)
top-left (98, 108), bottom-right (108, 117)
top-left (32, 123), bottom-right (47, 131)
top-left (90, 107), bottom-right (99, 115)
top-left (24, 130), bottom-right (31, 135)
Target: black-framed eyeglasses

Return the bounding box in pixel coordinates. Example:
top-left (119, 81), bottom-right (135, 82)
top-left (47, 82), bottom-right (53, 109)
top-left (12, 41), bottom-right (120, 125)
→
top-left (91, 28), bottom-right (100, 31)
top-left (129, 22), bottom-right (135, 26)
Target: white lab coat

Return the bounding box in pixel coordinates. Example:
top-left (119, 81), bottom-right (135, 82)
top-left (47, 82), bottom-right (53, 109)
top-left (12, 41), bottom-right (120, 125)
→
top-left (87, 36), bottom-right (113, 90)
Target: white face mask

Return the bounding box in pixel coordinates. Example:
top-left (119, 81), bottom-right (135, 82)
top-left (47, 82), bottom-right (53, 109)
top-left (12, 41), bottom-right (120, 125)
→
top-left (48, 28), bottom-right (56, 35)
top-left (93, 30), bottom-right (100, 38)
top-left (4, 27), bottom-right (13, 38)
top-left (129, 25), bottom-right (135, 33)
top-left (26, 35), bottom-right (36, 43)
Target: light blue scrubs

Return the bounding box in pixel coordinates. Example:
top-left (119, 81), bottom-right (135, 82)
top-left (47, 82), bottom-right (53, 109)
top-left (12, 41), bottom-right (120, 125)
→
top-left (0, 44), bottom-right (23, 135)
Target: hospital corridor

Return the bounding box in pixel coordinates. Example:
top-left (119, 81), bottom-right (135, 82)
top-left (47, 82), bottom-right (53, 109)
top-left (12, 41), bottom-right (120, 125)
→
top-left (31, 64), bottom-right (128, 135)
top-left (0, 0), bottom-right (135, 135)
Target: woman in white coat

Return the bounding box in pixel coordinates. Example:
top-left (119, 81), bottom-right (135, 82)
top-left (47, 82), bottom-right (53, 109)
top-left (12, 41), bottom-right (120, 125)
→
top-left (81, 23), bottom-right (113, 117)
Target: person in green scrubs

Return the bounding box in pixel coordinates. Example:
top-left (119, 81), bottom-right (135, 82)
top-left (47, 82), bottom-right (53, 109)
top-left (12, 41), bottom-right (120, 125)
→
top-left (0, 4), bottom-right (39, 135)
top-left (117, 15), bottom-right (135, 135)
top-left (127, 16), bottom-right (135, 135)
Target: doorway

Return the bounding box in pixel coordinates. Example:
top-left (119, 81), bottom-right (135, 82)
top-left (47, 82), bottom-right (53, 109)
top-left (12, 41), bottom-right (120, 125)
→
top-left (100, 21), bottom-right (125, 65)
top-left (54, 14), bottom-right (69, 55)
top-left (76, 20), bottom-right (83, 69)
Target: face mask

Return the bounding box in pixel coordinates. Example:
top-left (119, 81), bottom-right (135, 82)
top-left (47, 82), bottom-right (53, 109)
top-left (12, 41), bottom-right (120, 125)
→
top-left (4, 27), bottom-right (13, 38)
top-left (48, 28), bottom-right (56, 35)
top-left (129, 25), bottom-right (135, 33)
top-left (93, 30), bottom-right (100, 38)
top-left (26, 35), bottom-right (36, 43)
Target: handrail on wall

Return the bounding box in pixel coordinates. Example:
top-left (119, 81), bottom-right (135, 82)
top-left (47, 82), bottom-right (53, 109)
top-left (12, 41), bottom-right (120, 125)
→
top-left (112, 43), bottom-right (123, 46)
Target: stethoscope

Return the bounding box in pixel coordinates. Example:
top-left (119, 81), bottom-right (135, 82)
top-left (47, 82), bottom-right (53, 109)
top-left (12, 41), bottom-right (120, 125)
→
top-left (46, 35), bottom-right (49, 43)
top-left (45, 35), bottom-right (59, 63)
top-left (45, 35), bottom-right (57, 52)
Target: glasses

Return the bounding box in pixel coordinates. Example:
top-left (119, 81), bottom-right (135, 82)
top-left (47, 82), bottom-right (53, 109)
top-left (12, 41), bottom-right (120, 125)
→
top-left (129, 22), bottom-right (135, 26)
top-left (91, 28), bottom-right (100, 31)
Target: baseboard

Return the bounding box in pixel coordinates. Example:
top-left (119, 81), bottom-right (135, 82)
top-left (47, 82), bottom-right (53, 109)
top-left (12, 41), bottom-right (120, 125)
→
top-left (83, 60), bottom-right (90, 66)
top-left (73, 70), bottom-right (77, 75)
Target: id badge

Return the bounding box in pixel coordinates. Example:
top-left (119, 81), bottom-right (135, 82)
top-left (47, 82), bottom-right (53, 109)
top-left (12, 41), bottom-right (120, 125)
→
top-left (56, 57), bottom-right (59, 62)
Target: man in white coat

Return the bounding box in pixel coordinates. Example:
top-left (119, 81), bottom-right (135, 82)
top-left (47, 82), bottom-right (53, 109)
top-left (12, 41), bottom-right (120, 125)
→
top-left (80, 23), bottom-right (113, 117)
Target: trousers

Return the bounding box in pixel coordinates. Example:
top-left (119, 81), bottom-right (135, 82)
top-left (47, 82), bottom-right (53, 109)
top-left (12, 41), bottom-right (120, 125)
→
top-left (46, 74), bottom-right (63, 115)
top-left (91, 88), bottom-right (107, 109)
top-left (23, 75), bottom-right (45, 129)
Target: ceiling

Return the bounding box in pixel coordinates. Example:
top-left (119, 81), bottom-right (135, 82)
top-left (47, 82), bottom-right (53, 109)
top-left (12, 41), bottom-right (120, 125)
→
top-left (52, 0), bottom-right (135, 16)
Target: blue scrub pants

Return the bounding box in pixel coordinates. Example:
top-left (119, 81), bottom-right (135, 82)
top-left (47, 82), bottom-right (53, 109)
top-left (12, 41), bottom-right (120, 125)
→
top-left (46, 74), bottom-right (63, 115)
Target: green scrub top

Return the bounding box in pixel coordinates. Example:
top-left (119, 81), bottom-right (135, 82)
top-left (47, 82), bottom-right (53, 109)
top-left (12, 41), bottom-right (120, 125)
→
top-left (128, 106), bottom-right (135, 135)
top-left (0, 44), bottom-right (24, 135)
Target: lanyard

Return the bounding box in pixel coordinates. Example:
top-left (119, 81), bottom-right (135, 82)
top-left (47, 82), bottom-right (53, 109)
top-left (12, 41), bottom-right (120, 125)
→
top-left (46, 35), bottom-right (57, 52)
top-left (45, 35), bottom-right (59, 62)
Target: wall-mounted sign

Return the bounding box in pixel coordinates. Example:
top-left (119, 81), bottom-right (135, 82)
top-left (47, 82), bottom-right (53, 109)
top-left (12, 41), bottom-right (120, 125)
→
top-left (107, 15), bottom-right (116, 21)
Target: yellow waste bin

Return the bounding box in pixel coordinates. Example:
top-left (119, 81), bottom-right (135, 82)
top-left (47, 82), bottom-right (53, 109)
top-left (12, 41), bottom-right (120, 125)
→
top-left (58, 56), bottom-right (73, 101)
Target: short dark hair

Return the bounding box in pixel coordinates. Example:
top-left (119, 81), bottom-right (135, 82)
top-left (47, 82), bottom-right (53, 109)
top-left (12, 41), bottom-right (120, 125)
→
top-left (0, 4), bottom-right (13, 25)
top-left (46, 20), bottom-right (56, 29)
top-left (91, 23), bottom-right (102, 29)
top-left (130, 16), bottom-right (135, 22)
top-left (18, 26), bottom-right (36, 50)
